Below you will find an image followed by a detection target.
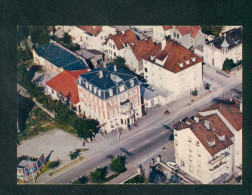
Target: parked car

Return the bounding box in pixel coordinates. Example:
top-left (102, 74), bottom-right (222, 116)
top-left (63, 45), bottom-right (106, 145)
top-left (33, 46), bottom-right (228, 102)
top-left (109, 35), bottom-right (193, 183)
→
top-left (166, 161), bottom-right (179, 170)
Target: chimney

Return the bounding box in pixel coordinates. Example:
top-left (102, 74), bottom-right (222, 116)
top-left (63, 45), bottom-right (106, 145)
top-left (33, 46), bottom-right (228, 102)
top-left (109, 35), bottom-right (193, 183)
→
top-left (161, 39), bottom-right (166, 50)
top-left (229, 97), bottom-right (233, 102)
top-left (194, 116), bottom-right (199, 123)
top-left (93, 26), bottom-right (95, 29)
top-left (99, 70), bottom-right (103, 78)
top-left (204, 120), bottom-right (210, 130)
top-left (114, 65), bottom-right (117, 72)
top-left (122, 30), bottom-right (125, 34)
top-left (132, 42), bottom-right (135, 46)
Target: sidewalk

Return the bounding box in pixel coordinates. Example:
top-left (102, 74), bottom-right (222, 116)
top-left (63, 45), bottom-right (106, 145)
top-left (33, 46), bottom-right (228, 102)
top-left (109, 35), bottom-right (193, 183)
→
top-left (106, 167), bottom-right (138, 184)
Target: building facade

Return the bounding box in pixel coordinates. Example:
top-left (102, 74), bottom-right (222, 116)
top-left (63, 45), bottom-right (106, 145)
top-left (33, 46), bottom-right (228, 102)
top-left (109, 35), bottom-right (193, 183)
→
top-left (76, 63), bottom-right (142, 133)
top-left (152, 26), bottom-right (173, 42)
top-left (203, 28), bottom-right (242, 70)
top-left (142, 40), bottom-right (203, 104)
top-left (170, 26), bottom-right (205, 49)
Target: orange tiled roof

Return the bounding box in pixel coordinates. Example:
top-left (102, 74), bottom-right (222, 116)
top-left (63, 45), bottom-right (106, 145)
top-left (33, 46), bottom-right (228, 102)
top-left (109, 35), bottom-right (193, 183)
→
top-left (129, 37), bottom-right (155, 61)
top-left (142, 40), bottom-right (202, 73)
top-left (105, 30), bottom-right (138, 50)
top-left (203, 99), bottom-right (242, 131)
top-left (46, 69), bottom-right (89, 104)
top-left (175, 26), bottom-right (201, 38)
top-left (77, 26), bottom-right (103, 36)
top-left (163, 26), bottom-right (173, 31)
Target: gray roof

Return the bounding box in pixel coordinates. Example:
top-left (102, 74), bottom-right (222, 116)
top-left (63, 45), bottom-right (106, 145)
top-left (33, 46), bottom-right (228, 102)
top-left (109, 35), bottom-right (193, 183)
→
top-left (18, 160), bottom-right (37, 168)
top-left (75, 49), bottom-right (95, 59)
top-left (77, 63), bottom-right (140, 100)
top-left (34, 42), bottom-right (89, 71)
top-left (140, 85), bottom-right (158, 100)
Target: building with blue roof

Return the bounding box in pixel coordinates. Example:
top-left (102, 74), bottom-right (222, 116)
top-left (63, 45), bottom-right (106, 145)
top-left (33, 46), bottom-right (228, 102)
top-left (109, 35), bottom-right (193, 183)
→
top-left (76, 63), bottom-right (142, 133)
top-left (140, 85), bottom-right (159, 108)
top-left (32, 40), bottom-right (90, 74)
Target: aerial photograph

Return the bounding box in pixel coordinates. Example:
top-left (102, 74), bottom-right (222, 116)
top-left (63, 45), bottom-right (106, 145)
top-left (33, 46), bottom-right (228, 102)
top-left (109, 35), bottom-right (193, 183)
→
top-left (17, 25), bottom-right (242, 184)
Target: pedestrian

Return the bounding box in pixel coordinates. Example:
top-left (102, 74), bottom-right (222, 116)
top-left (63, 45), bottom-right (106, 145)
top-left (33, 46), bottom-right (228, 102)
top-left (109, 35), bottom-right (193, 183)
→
top-left (82, 141), bottom-right (85, 146)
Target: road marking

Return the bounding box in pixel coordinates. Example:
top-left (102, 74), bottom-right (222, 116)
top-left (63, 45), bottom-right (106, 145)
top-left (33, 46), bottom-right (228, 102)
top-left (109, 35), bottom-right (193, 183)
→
top-left (145, 139), bottom-right (150, 143)
top-left (128, 147), bottom-right (135, 152)
top-left (160, 131), bottom-right (166, 135)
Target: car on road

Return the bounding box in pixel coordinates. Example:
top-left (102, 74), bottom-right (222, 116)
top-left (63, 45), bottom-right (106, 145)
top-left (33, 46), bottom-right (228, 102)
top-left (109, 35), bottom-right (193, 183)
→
top-left (166, 161), bottom-right (179, 170)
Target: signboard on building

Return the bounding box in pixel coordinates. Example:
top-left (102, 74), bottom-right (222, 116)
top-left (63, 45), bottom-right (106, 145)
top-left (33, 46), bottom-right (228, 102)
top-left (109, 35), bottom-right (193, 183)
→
top-left (17, 168), bottom-right (24, 179)
top-left (24, 162), bottom-right (38, 176)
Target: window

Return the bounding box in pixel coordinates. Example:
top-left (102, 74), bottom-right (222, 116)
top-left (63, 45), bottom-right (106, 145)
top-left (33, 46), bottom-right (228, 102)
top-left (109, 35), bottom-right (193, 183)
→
top-left (197, 149), bottom-right (201, 157)
top-left (197, 159), bottom-right (201, 167)
top-left (181, 160), bottom-right (185, 167)
top-left (197, 170), bottom-right (202, 177)
top-left (189, 165), bottom-right (193, 172)
top-left (133, 88), bottom-right (137, 96)
top-left (128, 90), bottom-right (133, 97)
top-left (189, 155), bottom-right (193, 162)
top-left (80, 36), bottom-right (82, 42)
top-left (212, 58), bottom-right (214, 66)
top-left (188, 136), bottom-right (192, 142)
top-left (101, 36), bottom-right (103, 40)
top-left (175, 139), bottom-right (178, 146)
top-left (174, 32), bottom-right (176, 37)
top-left (52, 89), bottom-right (55, 94)
top-left (130, 80), bottom-right (134, 87)
top-left (177, 34), bottom-right (179, 38)
top-left (112, 98), bottom-right (116, 105)
top-left (196, 141), bottom-right (199, 146)
top-left (121, 119), bottom-right (123, 124)
top-left (188, 145), bottom-right (192, 153)
top-left (113, 45), bottom-right (115, 49)
top-left (114, 52), bottom-right (116, 57)
top-left (145, 68), bottom-right (148, 72)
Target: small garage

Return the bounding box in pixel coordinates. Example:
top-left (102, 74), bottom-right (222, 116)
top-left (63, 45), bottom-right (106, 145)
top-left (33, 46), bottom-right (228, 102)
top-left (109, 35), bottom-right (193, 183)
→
top-left (140, 85), bottom-right (159, 109)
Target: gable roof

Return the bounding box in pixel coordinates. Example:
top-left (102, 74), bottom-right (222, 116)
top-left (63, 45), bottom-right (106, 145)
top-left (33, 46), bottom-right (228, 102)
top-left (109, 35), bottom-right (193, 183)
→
top-left (163, 26), bottom-right (173, 31)
top-left (34, 42), bottom-right (89, 71)
top-left (77, 63), bottom-right (140, 100)
top-left (105, 30), bottom-right (138, 50)
top-left (77, 26), bottom-right (103, 36)
top-left (142, 40), bottom-right (202, 73)
top-left (129, 37), bottom-right (155, 61)
top-left (202, 99), bottom-right (242, 131)
top-left (175, 26), bottom-right (201, 37)
top-left (46, 69), bottom-right (89, 104)
top-left (207, 27), bottom-right (242, 50)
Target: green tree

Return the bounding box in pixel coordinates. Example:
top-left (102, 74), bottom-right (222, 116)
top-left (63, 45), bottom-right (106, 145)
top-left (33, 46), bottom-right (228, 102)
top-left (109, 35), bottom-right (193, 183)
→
top-left (62, 33), bottom-right (72, 45)
top-left (113, 56), bottom-right (129, 70)
top-left (110, 155), bottom-right (127, 174)
top-left (90, 167), bottom-right (107, 183)
top-left (17, 47), bottom-right (27, 62)
top-left (69, 149), bottom-right (81, 160)
top-left (202, 26), bottom-right (223, 37)
top-left (125, 175), bottom-right (146, 183)
top-left (192, 89), bottom-right (198, 97)
top-left (204, 83), bottom-right (211, 90)
top-left (222, 58), bottom-right (235, 71)
top-left (24, 40), bottom-right (32, 59)
top-left (149, 167), bottom-right (167, 183)
top-left (30, 26), bottom-right (50, 46)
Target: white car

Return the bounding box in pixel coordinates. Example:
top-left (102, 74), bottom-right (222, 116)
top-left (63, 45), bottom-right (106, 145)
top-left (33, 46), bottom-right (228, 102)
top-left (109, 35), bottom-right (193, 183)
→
top-left (166, 161), bottom-right (179, 170)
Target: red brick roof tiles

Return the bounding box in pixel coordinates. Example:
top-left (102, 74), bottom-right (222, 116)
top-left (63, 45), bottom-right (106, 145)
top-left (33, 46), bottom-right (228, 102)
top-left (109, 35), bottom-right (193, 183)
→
top-left (163, 26), bottom-right (173, 31)
top-left (105, 30), bottom-right (138, 50)
top-left (142, 40), bottom-right (202, 73)
top-left (46, 69), bottom-right (89, 104)
top-left (77, 26), bottom-right (103, 36)
top-left (175, 26), bottom-right (201, 38)
top-left (129, 37), bottom-right (155, 61)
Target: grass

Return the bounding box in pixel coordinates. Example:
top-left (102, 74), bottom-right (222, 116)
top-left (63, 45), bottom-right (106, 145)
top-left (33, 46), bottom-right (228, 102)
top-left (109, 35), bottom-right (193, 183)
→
top-left (124, 174), bottom-right (148, 184)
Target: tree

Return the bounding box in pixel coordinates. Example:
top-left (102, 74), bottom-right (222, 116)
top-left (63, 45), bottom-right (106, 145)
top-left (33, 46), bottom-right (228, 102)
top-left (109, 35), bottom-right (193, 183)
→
top-left (30, 26), bottom-right (50, 46)
top-left (110, 155), bottom-right (127, 174)
top-left (62, 33), bottom-right (72, 45)
top-left (201, 26), bottom-right (224, 37)
top-left (69, 149), bottom-right (81, 160)
top-left (90, 167), bottom-right (107, 183)
top-left (192, 89), bottom-right (198, 97)
top-left (149, 167), bottom-right (167, 183)
top-left (24, 39), bottom-right (32, 60)
top-left (204, 83), bottom-right (211, 90)
top-left (113, 56), bottom-right (129, 70)
top-left (169, 173), bottom-right (181, 184)
top-left (222, 58), bottom-right (235, 71)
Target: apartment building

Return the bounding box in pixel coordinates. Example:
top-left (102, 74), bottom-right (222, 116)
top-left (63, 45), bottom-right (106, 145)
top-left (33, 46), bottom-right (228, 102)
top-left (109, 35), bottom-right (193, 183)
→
top-left (142, 39), bottom-right (203, 104)
top-left (76, 63), bottom-right (142, 133)
top-left (174, 99), bottom-right (242, 184)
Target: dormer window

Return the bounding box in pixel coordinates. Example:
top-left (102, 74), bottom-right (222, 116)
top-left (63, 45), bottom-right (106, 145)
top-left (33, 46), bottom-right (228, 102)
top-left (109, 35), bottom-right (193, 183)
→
top-left (93, 87), bottom-right (97, 94)
top-left (109, 89), bottom-right (113, 97)
top-left (119, 85), bottom-right (125, 92)
top-left (98, 90), bottom-right (101, 97)
top-left (185, 60), bottom-right (190, 65)
top-left (217, 134), bottom-right (225, 141)
top-left (89, 84), bottom-right (92, 91)
top-left (206, 139), bottom-right (216, 147)
top-left (78, 78), bottom-right (82, 84)
top-left (85, 82), bottom-right (88, 88)
top-left (191, 57), bottom-right (196, 62)
top-left (178, 63), bottom-right (184, 68)
top-left (130, 80), bottom-right (134, 87)
top-left (150, 56), bottom-right (155, 60)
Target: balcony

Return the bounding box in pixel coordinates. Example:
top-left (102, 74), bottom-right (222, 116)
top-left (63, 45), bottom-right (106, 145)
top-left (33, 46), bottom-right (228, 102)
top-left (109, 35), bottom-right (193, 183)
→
top-left (209, 160), bottom-right (227, 172)
top-left (209, 152), bottom-right (229, 165)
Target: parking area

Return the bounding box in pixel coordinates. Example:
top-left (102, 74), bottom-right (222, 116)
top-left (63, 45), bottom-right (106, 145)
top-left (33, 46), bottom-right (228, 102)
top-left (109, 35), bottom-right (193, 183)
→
top-left (17, 129), bottom-right (84, 164)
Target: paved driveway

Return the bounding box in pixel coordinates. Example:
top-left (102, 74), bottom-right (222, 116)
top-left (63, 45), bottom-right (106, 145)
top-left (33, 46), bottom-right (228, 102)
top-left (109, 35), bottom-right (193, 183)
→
top-left (17, 129), bottom-right (83, 164)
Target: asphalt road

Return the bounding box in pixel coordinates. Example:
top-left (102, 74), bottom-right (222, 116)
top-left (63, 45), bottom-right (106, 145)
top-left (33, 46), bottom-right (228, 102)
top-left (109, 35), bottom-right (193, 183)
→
top-left (36, 71), bottom-right (242, 184)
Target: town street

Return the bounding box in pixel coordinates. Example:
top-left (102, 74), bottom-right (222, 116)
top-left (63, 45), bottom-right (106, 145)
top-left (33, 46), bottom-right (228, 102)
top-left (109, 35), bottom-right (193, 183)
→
top-left (36, 68), bottom-right (242, 184)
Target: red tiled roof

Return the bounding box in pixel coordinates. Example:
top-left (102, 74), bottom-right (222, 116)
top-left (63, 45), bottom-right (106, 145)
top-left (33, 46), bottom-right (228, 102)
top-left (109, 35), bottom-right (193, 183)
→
top-left (105, 30), bottom-right (138, 50)
top-left (203, 99), bottom-right (242, 131)
top-left (46, 69), bottom-right (89, 104)
top-left (77, 26), bottom-right (103, 36)
top-left (192, 114), bottom-right (234, 156)
top-left (175, 26), bottom-right (201, 38)
top-left (129, 37), bottom-right (155, 61)
top-left (142, 40), bottom-right (202, 73)
top-left (163, 26), bottom-right (173, 31)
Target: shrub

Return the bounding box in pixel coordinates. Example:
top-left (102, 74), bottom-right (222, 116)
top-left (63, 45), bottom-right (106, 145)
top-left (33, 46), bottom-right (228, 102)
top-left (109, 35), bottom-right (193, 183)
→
top-left (69, 149), bottom-right (81, 160)
top-left (110, 155), bottom-right (127, 174)
top-left (192, 89), bottom-right (198, 97)
top-left (90, 167), bottom-right (107, 183)
top-left (204, 83), bottom-right (211, 90)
